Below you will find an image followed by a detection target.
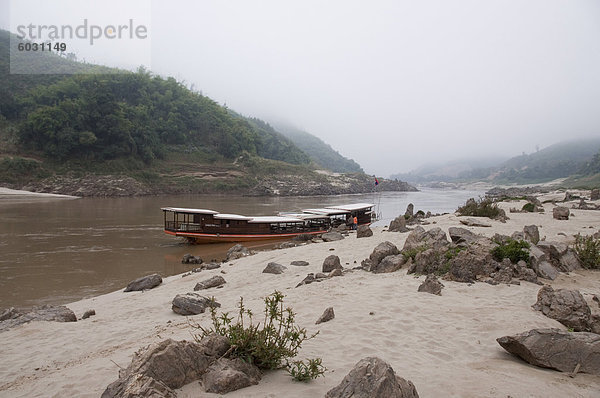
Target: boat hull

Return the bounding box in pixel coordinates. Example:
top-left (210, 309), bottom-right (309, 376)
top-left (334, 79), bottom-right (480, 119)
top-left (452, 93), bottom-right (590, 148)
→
top-left (164, 229), bottom-right (327, 243)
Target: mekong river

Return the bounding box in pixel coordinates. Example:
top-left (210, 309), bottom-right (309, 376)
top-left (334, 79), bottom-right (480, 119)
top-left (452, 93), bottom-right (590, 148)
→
top-left (0, 189), bottom-right (484, 308)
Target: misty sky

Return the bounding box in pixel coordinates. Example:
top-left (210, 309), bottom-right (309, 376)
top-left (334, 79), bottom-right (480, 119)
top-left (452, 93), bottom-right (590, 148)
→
top-left (2, 0), bottom-right (600, 176)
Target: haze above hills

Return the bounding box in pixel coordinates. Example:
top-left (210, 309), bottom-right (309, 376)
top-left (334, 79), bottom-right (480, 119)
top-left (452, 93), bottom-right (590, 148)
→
top-left (391, 137), bottom-right (600, 187)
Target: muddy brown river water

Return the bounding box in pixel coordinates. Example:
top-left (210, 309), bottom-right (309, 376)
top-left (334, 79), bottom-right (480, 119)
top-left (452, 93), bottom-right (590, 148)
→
top-left (0, 189), bottom-right (484, 308)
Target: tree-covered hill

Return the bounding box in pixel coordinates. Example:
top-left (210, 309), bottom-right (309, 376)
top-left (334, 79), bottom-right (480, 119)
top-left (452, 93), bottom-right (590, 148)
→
top-left (273, 123), bottom-right (363, 173)
top-left (1, 29), bottom-right (309, 165)
top-left (0, 29), bottom-right (415, 196)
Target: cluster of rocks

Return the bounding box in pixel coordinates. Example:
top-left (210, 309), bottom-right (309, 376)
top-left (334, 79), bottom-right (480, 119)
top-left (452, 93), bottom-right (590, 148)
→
top-left (181, 254), bottom-right (203, 264)
top-left (486, 186), bottom-right (550, 200)
top-left (358, 223), bottom-right (584, 286)
top-left (102, 335), bottom-right (262, 397)
top-left (571, 198), bottom-right (600, 211)
top-left (387, 203), bottom-right (440, 233)
top-left (496, 282), bottom-right (600, 375)
top-left (296, 255), bottom-right (344, 287)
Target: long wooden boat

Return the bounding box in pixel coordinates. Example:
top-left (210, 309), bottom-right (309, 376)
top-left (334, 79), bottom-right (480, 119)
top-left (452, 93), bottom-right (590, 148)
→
top-left (162, 203), bottom-right (374, 243)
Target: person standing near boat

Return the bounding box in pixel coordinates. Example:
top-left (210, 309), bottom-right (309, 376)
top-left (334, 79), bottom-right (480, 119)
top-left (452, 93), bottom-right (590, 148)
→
top-left (353, 216), bottom-right (358, 230)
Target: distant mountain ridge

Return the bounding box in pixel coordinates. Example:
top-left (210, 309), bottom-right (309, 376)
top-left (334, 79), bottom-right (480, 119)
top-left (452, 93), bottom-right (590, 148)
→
top-left (391, 138), bottom-right (600, 185)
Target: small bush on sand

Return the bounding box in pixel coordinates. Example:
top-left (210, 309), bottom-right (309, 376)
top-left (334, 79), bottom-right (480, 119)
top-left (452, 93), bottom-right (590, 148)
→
top-left (457, 198), bottom-right (502, 219)
top-left (194, 291), bottom-right (322, 379)
top-left (491, 239), bottom-right (530, 264)
top-left (287, 358), bottom-right (326, 382)
top-left (574, 234), bottom-right (600, 269)
top-left (521, 202), bottom-right (535, 212)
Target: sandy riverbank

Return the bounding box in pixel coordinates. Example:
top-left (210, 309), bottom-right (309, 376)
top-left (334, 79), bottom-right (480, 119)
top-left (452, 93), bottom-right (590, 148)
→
top-left (1, 199), bottom-right (599, 397)
top-left (0, 187), bottom-right (79, 201)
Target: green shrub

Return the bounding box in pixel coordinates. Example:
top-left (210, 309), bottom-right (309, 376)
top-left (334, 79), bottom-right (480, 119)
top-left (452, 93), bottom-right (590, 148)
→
top-left (491, 239), bottom-right (530, 264)
top-left (456, 198), bottom-right (502, 219)
top-left (401, 245), bottom-right (428, 261)
top-left (194, 291), bottom-right (321, 375)
top-left (287, 358), bottom-right (326, 382)
top-left (521, 202), bottom-right (535, 212)
top-left (574, 234), bottom-right (600, 269)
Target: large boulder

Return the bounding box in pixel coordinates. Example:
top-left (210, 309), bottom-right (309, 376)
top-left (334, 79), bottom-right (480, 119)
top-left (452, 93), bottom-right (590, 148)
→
top-left (102, 336), bottom-right (230, 397)
top-left (0, 305), bottom-right (77, 332)
top-left (371, 241), bottom-right (401, 263)
top-left (446, 244), bottom-right (498, 283)
top-left (535, 241), bottom-right (568, 264)
top-left (124, 274), bottom-right (162, 292)
top-left (316, 307), bottom-right (335, 324)
top-left (532, 286), bottom-right (591, 331)
top-left (202, 358), bottom-right (261, 394)
top-left (370, 254), bottom-right (405, 274)
top-left (226, 244), bottom-right (251, 260)
top-left (532, 261), bottom-right (559, 280)
top-left (497, 328), bottom-right (600, 375)
top-left (322, 232), bottom-right (345, 242)
top-left (194, 275), bottom-right (226, 291)
top-left (323, 255), bottom-right (342, 273)
top-left (388, 215), bottom-right (409, 233)
top-left (402, 227), bottom-right (449, 251)
top-left (417, 274), bottom-right (444, 295)
top-left (357, 225), bottom-right (373, 238)
top-left (362, 241), bottom-right (401, 270)
top-left (591, 188), bottom-right (600, 201)
top-left (559, 249), bottom-right (582, 272)
top-left (448, 227), bottom-right (480, 245)
top-left (172, 293), bottom-right (219, 316)
top-left (103, 373), bottom-right (176, 398)
top-left (262, 262), bottom-right (287, 274)
top-left (553, 206), bottom-right (570, 220)
top-left (458, 218), bottom-right (492, 227)
top-left (404, 203), bottom-right (414, 218)
top-left (325, 356), bottom-right (419, 398)
top-left (523, 225), bottom-right (540, 244)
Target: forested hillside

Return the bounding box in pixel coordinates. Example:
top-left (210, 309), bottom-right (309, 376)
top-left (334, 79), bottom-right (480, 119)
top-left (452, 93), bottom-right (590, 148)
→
top-left (273, 123), bottom-right (363, 173)
top-left (1, 30), bottom-right (310, 165)
top-left (0, 29), bottom-right (415, 196)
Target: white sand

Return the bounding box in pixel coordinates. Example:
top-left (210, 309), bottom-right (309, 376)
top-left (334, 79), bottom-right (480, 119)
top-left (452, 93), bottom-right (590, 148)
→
top-left (1, 201), bottom-right (599, 398)
top-left (0, 187), bottom-right (79, 200)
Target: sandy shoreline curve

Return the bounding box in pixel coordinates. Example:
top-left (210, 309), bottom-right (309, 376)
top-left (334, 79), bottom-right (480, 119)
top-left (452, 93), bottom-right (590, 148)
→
top-left (0, 197), bottom-right (599, 397)
top-left (0, 187), bottom-right (79, 200)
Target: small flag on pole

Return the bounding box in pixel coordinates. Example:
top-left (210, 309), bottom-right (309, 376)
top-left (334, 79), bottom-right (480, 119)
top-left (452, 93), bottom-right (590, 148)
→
top-left (374, 176), bottom-right (379, 186)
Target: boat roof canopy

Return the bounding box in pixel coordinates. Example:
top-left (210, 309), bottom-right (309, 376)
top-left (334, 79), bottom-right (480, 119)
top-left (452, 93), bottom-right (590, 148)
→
top-left (302, 208), bottom-right (349, 216)
top-left (161, 207), bottom-right (218, 215)
top-left (162, 202), bottom-right (373, 221)
top-left (248, 216), bottom-right (304, 223)
top-left (279, 212), bottom-right (330, 220)
top-left (326, 203), bottom-right (374, 211)
top-left (213, 213), bottom-right (253, 221)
